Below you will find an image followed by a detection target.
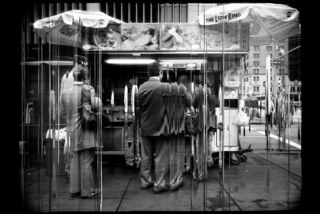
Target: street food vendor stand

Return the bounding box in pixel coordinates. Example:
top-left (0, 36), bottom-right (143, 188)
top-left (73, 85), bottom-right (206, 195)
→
top-left (28, 2), bottom-right (300, 180)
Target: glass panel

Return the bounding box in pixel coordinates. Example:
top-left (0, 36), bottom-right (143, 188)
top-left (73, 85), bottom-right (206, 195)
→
top-left (20, 2), bottom-right (301, 212)
top-left (21, 12), bottom-right (102, 213)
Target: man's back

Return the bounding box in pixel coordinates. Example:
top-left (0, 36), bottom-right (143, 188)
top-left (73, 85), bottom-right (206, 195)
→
top-left (60, 84), bottom-right (83, 151)
top-left (138, 78), bottom-right (166, 136)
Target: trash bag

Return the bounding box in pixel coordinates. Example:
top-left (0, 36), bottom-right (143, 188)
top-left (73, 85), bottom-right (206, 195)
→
top-left (233, 110), bottom-right (250, 127)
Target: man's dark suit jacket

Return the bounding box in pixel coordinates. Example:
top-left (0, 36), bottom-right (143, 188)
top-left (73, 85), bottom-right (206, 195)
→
top-left (137, 78), bottom-right (166, 136)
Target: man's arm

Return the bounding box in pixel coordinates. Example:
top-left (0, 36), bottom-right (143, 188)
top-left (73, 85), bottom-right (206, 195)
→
top-left (181, 84), bottom-right (192, 107)
top-left (135, 91), bottom-right (141, 128)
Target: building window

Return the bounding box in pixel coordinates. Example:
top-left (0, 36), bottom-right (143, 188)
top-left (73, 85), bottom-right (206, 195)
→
top-left (291, 86), bottom-right (296, 92)
top-left (253, 86), bottom-right (260, 92)
top-left (254, 61), bottom-right (259, 67)
top-left (253, 76), bottom-right (259, 81)
top-left (267, 46), bottom-right (272, 51)
top-left (297, 86), bottom-right (301, 92)
top-left (254, 45), bottom-right (259, 51)
top-left (279, 45), bottom-right (285, 51)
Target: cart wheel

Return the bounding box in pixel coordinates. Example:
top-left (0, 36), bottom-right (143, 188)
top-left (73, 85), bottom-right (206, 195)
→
top-left (230, 154), bottom-right (240, 165)
top-left (241, 155), bottom-right (247, 162)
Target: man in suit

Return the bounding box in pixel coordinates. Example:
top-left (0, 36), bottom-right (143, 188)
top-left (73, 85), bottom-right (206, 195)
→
top-left (137, 62), bottom-right (170, 193)
top-left (60, 55), bottom-right (89, 180)
top-left (60, 67), bottom-right (98, 199)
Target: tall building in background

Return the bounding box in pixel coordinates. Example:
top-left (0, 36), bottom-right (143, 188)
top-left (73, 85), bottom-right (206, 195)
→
top-left (240, 37), bottom-right (301, 102)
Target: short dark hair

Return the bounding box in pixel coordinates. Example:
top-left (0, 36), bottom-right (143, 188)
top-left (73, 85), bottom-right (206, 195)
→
top-left (147, 62), bottom-right (161, 77)
top-left (73, 55), bottom-right (88, 67)
top-left (73, 68), bottom-right (87, 82)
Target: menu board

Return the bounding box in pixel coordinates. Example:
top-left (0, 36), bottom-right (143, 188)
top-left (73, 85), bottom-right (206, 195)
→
top-left (84, 22), bottom-right (249, 52)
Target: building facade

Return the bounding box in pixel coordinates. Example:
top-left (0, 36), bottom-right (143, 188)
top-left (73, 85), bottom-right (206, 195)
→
top-left (240, 38), bottom-right (301, 102)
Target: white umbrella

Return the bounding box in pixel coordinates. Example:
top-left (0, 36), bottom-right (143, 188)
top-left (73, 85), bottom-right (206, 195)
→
top-left (33, 10), bottom-right (124, 48)
top-left (196, 3), bottom-right (300, 45)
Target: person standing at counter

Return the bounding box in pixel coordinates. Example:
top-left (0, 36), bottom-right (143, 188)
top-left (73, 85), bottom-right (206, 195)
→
top-left (60, 67), bottom-right (99, 199)
top-left (60, 55), bottom-right (89, 181)
top-left (136, 62), bottom-right (170, 193)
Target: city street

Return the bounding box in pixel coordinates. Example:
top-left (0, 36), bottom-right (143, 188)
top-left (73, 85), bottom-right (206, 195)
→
top-left (24, 121), bottom-right (302, 211)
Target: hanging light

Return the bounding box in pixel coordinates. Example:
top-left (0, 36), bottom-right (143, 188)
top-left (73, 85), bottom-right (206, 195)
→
top-left (159, 59), bottom-right (206, 64)
top-left (82, 43), bottom-right (92, 50)
top-left (105, 59), bottom-right (155, 64)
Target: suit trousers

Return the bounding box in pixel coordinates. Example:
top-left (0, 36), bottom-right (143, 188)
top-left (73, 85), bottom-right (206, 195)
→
top-left (140, 135), bottom-right (169, 189)
top-left (69, 148), bottom-right (95, 197)
top-left (169, 134), bottom-right (185, 188)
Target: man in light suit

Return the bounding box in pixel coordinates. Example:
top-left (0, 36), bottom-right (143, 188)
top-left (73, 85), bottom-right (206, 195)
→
top-left (137, 62), bottom-right (170, 193)
top-left (60, 55), bottom-right (88, 180)
top-left (60, 67), bottom-right (98, 199)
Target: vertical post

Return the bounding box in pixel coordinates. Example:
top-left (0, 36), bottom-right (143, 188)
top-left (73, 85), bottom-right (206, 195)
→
top-left (266, 55), bottom-right (271, 150)
top-left (298, 94), bottom-right (301, 141)
top-left (287, 82), bottom-right (291, 151)
top-left (98, 50), bottom-right (103, 211)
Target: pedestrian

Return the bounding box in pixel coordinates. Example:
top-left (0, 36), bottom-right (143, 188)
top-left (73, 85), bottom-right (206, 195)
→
top-left (168, 74), bottom-right (192, 190)
top-left (137, 62), bottom-right (170, 193)
top-left (60, 66), bottom-right (100, 199)
top-left (193, 82), bottom-right (216, 180)
top-left (60, 54), bottom-right (89, 182)
top-left (177, 74), bottom-right (192, 173)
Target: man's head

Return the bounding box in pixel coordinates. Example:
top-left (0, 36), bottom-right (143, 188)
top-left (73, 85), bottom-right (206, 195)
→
top-left (73, 68), bottom-right (87, 82)
top-left (73, 54), bottom-right (88, 68)
top-left (147, 61), bottom-right (162, 78)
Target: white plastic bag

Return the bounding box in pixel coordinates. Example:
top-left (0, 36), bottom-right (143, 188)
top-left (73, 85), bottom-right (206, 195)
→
top-left (234, 110), bottom-right (250, 127)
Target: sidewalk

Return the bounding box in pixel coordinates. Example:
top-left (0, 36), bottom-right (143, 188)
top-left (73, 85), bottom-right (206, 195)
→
top-left (23, 123), bottom-right (302, 211)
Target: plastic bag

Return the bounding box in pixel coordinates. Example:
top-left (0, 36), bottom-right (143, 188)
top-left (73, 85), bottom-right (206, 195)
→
top-left (234, 110), bottom-right (250, 127)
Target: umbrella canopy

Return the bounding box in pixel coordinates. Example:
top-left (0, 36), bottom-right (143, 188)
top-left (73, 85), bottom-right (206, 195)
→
top-left (33, 10), bottom-right (124, 47)
top-left (196, 3), bottom-right (300, 45)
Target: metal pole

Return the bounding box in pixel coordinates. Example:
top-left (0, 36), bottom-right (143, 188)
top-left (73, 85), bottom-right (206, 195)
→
top-left (287, 82), bottom-right (291, 151)
top-left (298, 94), bottom-right (301, 141)
top-left (266, 55), bottom-right (271, 150)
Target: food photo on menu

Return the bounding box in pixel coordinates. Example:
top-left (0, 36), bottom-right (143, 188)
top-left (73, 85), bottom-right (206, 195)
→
top-left (160, 23), bottom-right (201, 50)
top-left (121, 23), bottom-right (160, 51)
top-left (200, 23), bottom-right (242, 50)
top-left (92, 23), bottom-right (122, 50)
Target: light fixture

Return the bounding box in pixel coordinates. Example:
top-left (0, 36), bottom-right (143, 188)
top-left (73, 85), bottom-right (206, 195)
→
top-left (186, 63), bottom-right (196, 68)
top-left (105, 59), bottom-right (155, 64)
top-left (82, 44), bottom-right (91, 50)
top-left (159, 59), bottom-right (206, 65)
top-left (20, 61), bottom-right (73, 66)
